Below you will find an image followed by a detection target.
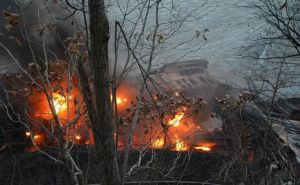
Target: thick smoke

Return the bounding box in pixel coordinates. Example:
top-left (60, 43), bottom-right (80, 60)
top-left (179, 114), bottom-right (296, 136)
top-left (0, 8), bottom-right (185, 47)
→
top-left (0, 0), bottom-right (80, 73)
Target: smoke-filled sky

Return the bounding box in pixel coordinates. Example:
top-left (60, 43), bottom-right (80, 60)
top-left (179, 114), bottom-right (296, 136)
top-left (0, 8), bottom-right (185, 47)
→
top-left (0, 0), bottom-right (264, 88)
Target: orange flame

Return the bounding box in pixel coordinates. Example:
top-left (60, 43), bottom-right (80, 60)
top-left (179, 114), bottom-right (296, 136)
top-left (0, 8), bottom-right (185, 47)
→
top-left (167, 107), bottom-right (187, 127)
top-left (75, 135), bottom-right (81, 140)
top-left (33, 134), bottom-right (44, 145)
top-left (52, 93), bottom-right (68, 113)
top-left (194, 143), bottom-right (216, 152)
top-left (194, 146), bottom-right (211, 151)
top-left (25, 77), bottom-right (217, 153)
top-left (174, 91), bottom-right (180, 97)
top-left (174, 135), bottom-right (188, 151)
top-left (152, 137), bottom-right (165, 149)
top-left (111, 95), bottom-right (128, 105)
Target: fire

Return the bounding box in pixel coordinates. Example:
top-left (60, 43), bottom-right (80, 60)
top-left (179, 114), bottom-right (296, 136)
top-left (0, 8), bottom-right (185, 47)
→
top-left (116, 97), bottom-right (127, 104)
top-left (167, 107), bottom-right (187, 127)
top-left (194, 143), bottom-right (216, 152)
top-left (194, 146), bottom-right (211, 151)
top-left (152, 137), bottom-right (165, 149)
top-left (33, 134), bottom-right (43, 145)
top-left (52, 93), bottom-right (67, 113)
top-left (23, 74), bottom-right (218, 154)
top-left (25, 131), bottom-right (31, 137)
top-left (111, 95), bottom-right (128, 105)
top-left (25, 78), bottom-right (138, 148)
top-left (174, 135), bottom-right (188, 151)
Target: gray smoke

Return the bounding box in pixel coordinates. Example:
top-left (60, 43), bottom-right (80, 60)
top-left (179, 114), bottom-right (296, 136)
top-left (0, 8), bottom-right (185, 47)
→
top-left (0, 0), bottom-right (81, 73)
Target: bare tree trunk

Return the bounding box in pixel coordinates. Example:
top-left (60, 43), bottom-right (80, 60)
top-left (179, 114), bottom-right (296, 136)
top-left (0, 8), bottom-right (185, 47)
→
top-left (87, 0), bottom-right (119, 184)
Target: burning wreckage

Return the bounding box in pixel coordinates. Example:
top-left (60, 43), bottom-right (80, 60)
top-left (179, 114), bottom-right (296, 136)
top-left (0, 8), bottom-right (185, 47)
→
top-left (0, 59), bottom-right (299, 184)
top-left (0, 60), bottom-right (224, 153)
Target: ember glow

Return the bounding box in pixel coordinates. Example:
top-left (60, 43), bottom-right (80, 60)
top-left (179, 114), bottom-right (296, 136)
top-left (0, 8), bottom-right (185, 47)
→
top-left (25, 131), bottom-right (31, 137)
top-left (75, 135), bottom-right (81, 141)
top-left (33, 134), bottom-right (43, 145)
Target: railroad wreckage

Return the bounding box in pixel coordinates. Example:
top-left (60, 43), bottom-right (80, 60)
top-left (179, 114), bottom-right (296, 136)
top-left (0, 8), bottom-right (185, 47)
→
top-left (0, 59), bottom-right (299, 184)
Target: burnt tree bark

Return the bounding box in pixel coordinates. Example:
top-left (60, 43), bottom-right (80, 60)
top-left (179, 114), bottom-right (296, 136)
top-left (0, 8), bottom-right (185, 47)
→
top-left (86, 0), bottom-right (119, 184)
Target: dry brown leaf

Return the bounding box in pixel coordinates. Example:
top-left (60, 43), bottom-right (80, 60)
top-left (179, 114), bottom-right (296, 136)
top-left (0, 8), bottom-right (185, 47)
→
top-left (15, 37), bottom-right (22, 46)
top-left (36, 26), bottom-right (46, 37)
top-left (3, 11), bottom-right (20, 29)
top-left (67, 42), bottom-right (80, 55)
